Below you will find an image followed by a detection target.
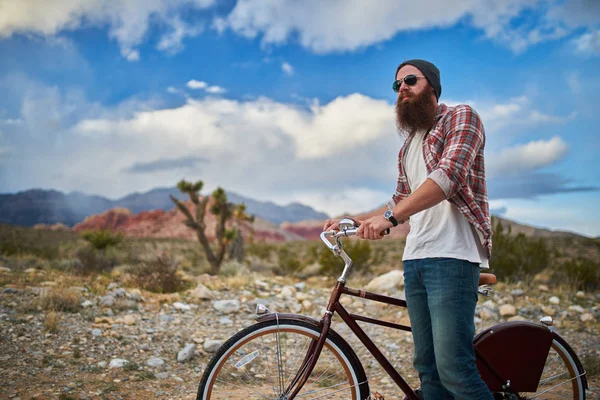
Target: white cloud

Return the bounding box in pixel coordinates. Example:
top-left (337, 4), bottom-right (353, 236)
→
top-left (0, 0), bottom-right (216, 60)
top-left (205, 85), bottom-right (226, 94)
top-left (573, 30), bottom-right (600, 55)
top-left (216, 0), bottom-right (598, 54)
top-left (187, 80), bottom-right (208, 89)
top-left (471, 96), bottom-right (576, 137)
top-left (487, 136), bottom-right (568, 178)
top-left (281, 62), bottom-right (294, 76)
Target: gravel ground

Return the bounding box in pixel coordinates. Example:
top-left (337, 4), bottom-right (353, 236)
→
top-left (1, 270), bottom-right (598, 400)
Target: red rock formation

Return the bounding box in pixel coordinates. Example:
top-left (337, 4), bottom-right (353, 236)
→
top-left (73, 201), bottom-right (304, 243)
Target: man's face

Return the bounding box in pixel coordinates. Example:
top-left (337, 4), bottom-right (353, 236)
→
top-left (395, 65), bottom-right (431, 104)
top-left (395, 65), bottom-right (438, 135)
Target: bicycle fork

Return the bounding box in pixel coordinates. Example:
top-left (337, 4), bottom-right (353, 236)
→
top-left (283, 282), bottom-right (344, 399)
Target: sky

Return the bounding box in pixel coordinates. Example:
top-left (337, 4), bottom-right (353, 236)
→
top-left (0, 0), bottom-right (599, 237)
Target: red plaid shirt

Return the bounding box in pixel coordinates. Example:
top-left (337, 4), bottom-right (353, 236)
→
top-left (389, 103), bottom-right (492, 256)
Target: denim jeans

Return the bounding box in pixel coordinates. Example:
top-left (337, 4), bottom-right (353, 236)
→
top-left (403, 258), bottom-right (494, 400)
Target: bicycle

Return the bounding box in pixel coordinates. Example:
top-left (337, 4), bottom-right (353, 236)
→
top-left (196, 218), bottom-right (589, 399)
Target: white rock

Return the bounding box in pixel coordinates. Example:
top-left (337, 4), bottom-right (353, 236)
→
top-left (100, 295), bottom-right (115, 307)
top-left (482, 300), bottom-right (497, 310)
top-left (213, 299), bottom-right (241, 314)
top-left (302, 300), bottom-right (313, 310)
top-left (109, 358), bottom-right (130, 369)
top-left (479, 308), bottom-right (495, 320)
top-left (568, 305), bottom-right (585, 313)
top-left (365, 270), bottom-right (404, 292)
top-left (295, 292), bottom-right (310, 301)
top-left (81, 300), bottom-right (93, 308)
top-left (204, 340), bottom-right (223, 353)
top-left (0, 267), bottom-right (11, 273)
top-left (576, 291), bottom-right (585, 299)
top-left (581, 313), bottom-right (594, 322)
top-left (295, 282), bottom-right (306, 291)
top-left (97, 361), bottom-right (107, 368)
top-left (254, 280), bottom-right (270, 290)
top-left (541, 306), bottom-right (556, 316)
top-left (549, 296), bottom-right (560, 305)
top-left (499, 304), bottom-right (517, 317)
top-left (173, 302), bottom-right (191, 311)
top-left (280, 286), bottom-right (296, 298)
top-left (538, 285), bottom-right (549, 292)
top-left (146, 357), bottom-right (165, 367)
top-left (91, 329), bottom-right (102, 337)
top-left (189, 284), bottom-right (214, 300)
top-left (219, 317), bottom-right (233, 326)
top-left (123, 315), bottom-right (136, 325)
top-left (177, 344), bottom-right (197, 363)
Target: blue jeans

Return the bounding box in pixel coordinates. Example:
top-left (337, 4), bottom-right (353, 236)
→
top-left (403, 258), bottom-right (493, 400)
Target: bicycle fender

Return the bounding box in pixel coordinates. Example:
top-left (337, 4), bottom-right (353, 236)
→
top-left (473, 321), bottom-right (553, 392)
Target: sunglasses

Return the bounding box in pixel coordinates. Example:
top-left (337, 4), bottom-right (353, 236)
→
top-left (392, 74), bottom-right (425, 93)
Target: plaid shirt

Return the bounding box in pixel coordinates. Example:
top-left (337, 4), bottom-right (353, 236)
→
top-left (389, 103), bottom-right (492, 256)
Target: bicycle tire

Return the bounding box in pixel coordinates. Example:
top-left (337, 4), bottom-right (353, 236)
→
top-left (515, 335), bottom-right (586, 399)
top-left (196, 318), bottom-right (371, 400)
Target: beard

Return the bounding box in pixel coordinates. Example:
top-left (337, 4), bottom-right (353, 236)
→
top-left (395, 89), bottom-right (437, 137)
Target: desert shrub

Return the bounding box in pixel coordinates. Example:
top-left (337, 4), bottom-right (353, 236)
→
top-left (556, 258), bottom-right (600, 291)
top-left (274, 247), bottom-right (304, 276)
top-left (74, 245), bottom-right (116, 274)
top-left (80, 229), bottom-right (124, 251)
top-left (44, 311), bottom-right (59, 332)
top-left (580, 353), bottom-right (600, 377)
top-left (218, 260), bottom-right (249, 277)
top-left (490, 218), bottom-right (550, 280)
top-left (41, 288), bottom-right (81, 313)
top-left (128, 254), bottom-right (190, 293)
top-left (246, 243), bottom-right (276, 261)
top-left (0, 223), bottom-right (78, 259)
top-left (317, 239), bottom-right (374, 276)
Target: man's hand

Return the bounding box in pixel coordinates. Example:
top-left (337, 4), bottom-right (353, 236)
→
top-left (357, 215), bottom-right (393, 240)
top-left (323, 217), bottom-right (360, 231)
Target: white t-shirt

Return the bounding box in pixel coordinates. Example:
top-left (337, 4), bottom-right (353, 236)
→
top-left (402, 130), bottom-right (489, 268)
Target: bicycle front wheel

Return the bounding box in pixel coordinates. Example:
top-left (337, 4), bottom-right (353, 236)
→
top-left (197, 318), bottom-right (370, 400)
top-left (517, 336), bottom-right (586, 399)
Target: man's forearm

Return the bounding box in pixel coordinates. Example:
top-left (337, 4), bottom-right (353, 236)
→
top-left (354, 205), bottom-right (388, 221)
top-left (393, 178), bottom-right (446, 222)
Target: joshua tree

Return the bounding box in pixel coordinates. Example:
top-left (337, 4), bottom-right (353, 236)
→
top-left (170, 179), bottom-right (253, 275)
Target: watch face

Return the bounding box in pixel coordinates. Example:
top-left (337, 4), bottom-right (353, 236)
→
top-left (384, 210), bottom-right (392, 219)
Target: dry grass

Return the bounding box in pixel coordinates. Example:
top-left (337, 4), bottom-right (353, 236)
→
top-left (41, 288), bottom-right (82, 313)
top-left (127, 254), bottom-right (191, 293)
top-left (44, 311), bottom-right (59, 333)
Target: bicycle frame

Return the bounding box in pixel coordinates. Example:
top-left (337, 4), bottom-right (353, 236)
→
top-left (253, 226), bottom-right (589, 399)
top-left (303, 279), bottom-right (420, 400)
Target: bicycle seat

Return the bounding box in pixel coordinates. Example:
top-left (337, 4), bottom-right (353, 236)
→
top-left (479, 273), bottom-right (497, 285)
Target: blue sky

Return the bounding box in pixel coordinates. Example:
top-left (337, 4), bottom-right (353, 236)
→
top-left (0, 0), bottom-right (599, 236)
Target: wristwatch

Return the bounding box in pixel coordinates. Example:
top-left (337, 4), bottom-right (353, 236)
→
top-left (384, 210), bottom-right (399, 227)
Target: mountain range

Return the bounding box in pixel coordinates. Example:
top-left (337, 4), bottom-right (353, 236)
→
top-left (0, 188), bottom-right (588, 241)
top-left (0, 188), bottom-right (329, 228)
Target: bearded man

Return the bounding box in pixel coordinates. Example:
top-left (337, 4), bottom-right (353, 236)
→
top-left (324, 59), bottom-right (494, 399)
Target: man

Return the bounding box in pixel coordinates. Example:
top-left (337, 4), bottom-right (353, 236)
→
top-left (323, 59), bottom-right (493, 399)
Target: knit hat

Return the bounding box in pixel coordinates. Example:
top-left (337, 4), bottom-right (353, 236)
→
top-left (395, 59), bottom-right (442, 100)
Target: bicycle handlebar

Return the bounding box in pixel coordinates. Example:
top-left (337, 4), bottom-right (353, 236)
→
top-left (319, 220), bottom-right (390, 282)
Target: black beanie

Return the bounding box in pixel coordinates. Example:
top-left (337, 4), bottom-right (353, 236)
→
top-left (395, 59), bottom-right (442, 100)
